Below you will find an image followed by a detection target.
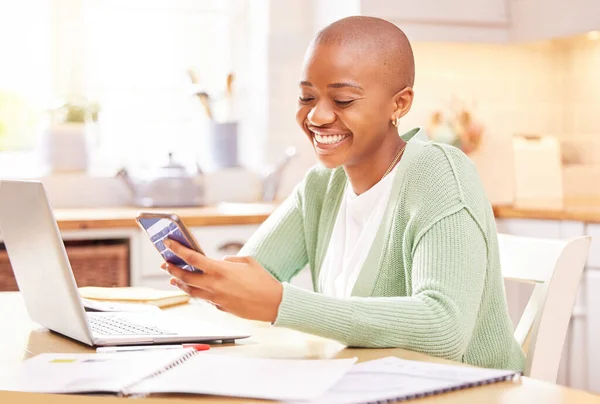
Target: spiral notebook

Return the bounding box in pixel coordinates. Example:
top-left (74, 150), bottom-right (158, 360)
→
top-left (297, 356), bottom-right (520, 404)
top-left (1, 349), bottom-right (357, 401)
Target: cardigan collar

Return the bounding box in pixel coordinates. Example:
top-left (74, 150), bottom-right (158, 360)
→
top-left (313, 127), bottom-right (429, 296)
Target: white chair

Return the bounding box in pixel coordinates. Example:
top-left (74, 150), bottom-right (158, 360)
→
top-left (498, 233), bottom-right (591, 383)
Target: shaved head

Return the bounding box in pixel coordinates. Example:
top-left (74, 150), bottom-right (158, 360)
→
top-left (296, 16), bottom-right (416, 188)
top-left (312, 16), bottom-right (415, 90)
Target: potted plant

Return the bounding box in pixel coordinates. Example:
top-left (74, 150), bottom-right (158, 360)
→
top-left (41, 97), bottom-right (100, 173)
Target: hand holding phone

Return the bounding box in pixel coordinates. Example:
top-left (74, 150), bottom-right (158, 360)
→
top-left (136, 212), bottom-right (205, 272)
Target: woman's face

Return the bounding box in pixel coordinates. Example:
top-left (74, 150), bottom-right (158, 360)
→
top-left (296, 43), bottom-right (396, 169)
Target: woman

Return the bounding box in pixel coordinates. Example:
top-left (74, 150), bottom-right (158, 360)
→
top-left (162, 16), bottom-right (525, 371)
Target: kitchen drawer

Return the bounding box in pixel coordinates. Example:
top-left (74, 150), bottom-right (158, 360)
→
top-left (585, 224), bottom-right (600, 268)
top-left (495, 218), bottom-right (562, 239)
top-left (191, 225), bottom-right (259, 259)
top-left (586, 268), bottom-right (600, 393)
top-left (138, 224), bottom-right (260, 278)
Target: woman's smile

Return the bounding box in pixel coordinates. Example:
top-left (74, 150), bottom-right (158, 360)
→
top-left (309, 126), bottom-right (352, 152)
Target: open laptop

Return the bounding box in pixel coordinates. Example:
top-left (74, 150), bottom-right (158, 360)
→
top-left (0, 180), bottom-right (250, 346)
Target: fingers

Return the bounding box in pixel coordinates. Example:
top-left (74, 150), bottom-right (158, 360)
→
top-left (162, 262), bottom-right (216, 290)
top-left (170, 278), bottom-right (215, 302)
top-left (222, 255), bottom-right (249, 263)
top-left (223, 255), bottom-right (259, 266)
top-left (163, 239), bottom-right (229, 274)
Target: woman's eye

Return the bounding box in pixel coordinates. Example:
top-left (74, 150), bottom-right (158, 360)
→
top-left (334, 100), bottom-right (354, 106)
top-left (298, 96), bottom-right (314, 103)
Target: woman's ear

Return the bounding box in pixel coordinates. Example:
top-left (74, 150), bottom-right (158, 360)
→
top-left (392, 87), bottom-right (414, 120)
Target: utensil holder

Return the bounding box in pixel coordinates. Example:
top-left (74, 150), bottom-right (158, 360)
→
top-left (207, 121), bottom-right (239, 168)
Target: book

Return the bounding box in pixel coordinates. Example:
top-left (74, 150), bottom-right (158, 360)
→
top-left (78, 286), bottom-right (190, 308)
top-left (297, 356), bottom-right (519, 404)
top-left (0, 349), bottom-right (357, 401)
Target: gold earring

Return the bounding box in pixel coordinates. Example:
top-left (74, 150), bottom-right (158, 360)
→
top-left (392, 117), bottom-right (400, 127)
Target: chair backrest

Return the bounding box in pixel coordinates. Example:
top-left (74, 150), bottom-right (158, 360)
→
top-left (498, 233), bottom-right (591, 383)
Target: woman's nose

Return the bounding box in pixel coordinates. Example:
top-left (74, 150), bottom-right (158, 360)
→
top-left (307, 101), bottom-right (335, 126)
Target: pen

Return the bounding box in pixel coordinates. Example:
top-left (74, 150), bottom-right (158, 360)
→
top-left (96, 343), bottom-right (210, 353)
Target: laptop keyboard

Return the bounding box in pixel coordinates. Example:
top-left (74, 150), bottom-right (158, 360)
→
top-left (89, 315), bottom-right (176, 336)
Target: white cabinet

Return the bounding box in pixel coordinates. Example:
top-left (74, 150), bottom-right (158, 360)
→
top-left (135, 225), bottom-right (261, 289)
top-left (362, 0), bottom-right (508, 25)
top-left (585, 269), bottom-right (600, 393)
top-left (360, 0), bottom-right (600, 43)
top-left (191, 225), bottom-right (259, 259)
top-left (585, 224), bottom-right (600, 268)
top-left (510, 0), bottom-right (600, 42)
top-left (360, 0), bottom-right (509, 42)
top-left (495, 218), bottom-right (562, 238)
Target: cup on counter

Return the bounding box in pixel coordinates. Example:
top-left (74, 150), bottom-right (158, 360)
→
top-left (206, 121), bottom-right (239, 169)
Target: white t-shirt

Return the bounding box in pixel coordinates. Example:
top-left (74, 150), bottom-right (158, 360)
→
top-left (319, 165), bottom-right (399, 298)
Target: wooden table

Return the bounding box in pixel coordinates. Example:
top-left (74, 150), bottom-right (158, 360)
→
top-left (0, 293), bottom-right (598, 404)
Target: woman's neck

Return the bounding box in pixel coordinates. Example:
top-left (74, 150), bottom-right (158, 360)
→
top-left (344, 133), bottom-right (406, 195)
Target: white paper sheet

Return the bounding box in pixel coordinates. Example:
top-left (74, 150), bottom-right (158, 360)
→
top-left (293, 356), bottom-right (518, 404)
top-left (0, 349), bottom-right (193, 394)
top-left (128, 353), bottom-right (357, 401)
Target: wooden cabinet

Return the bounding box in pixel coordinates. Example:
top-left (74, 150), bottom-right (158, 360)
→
top-left (0, 239), bottom-right (129, 291)
top-left (360, 0), bottom-right (509, 42)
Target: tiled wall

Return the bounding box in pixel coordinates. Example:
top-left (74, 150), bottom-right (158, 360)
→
top-left (263, 6), bottom-right (600, 201)
top-left (562, 37), bottom-right (600, 138)
top-left (559, 36), bottom-right (600, 199)
top-left (398, 41), bottom-right (564, 138)
top-left (268, 35), bottom-right (566, 200)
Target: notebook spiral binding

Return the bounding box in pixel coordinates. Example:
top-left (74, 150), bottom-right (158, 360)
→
top-left (119, 349), bottom-right (199, 397)
top-left (363, 373), bottom-right (519, 404)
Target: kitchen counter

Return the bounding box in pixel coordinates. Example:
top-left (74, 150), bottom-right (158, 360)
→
top-left (54, 203), bottom-right (278, 231)
top-left (53, 198), bottom-right (600, 231)
top-left (493, 197), bottom-right (600, 223)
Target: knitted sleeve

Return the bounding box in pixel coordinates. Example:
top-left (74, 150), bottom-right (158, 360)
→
top-left (273, 208), bottom-right (487, 362)
top-left (238, 187), bottom-right (309, 283)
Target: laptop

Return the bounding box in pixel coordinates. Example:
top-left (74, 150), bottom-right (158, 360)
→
top-left (0, 180), bottom-right (250, 346)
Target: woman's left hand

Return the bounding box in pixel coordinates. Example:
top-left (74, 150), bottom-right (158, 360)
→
top-left (161, 239), bottom-right (283, 323)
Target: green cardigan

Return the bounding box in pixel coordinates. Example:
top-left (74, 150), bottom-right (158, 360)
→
top-left (239, 128), bottom-right (525, 371)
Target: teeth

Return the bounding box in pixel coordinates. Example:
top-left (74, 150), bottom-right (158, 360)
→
top-left (314, 133), bottom-right (348, 145)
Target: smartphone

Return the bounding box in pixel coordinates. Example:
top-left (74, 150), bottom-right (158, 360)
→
top-left (136, 212), bottom-right (205, 272)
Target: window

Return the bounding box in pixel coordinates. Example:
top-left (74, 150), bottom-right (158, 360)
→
top-left (0, 0), bottom-right (250, 176)
top-left (83, 0), bottom-right (245, 173)
top-left (0, 0), bottom-right (51, 153)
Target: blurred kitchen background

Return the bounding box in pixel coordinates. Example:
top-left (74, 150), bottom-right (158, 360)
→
top-left (1, 0), bottom-right (600, 394)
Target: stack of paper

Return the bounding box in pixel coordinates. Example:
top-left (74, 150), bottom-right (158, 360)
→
top-left (0, 350), bottom-right (357, 401)
top-left (79, 287), bottom-right (189, 308)
top-left (296, 356), bottom-right (518, 404)
top-left (1, 351), bottom-right (517, 402)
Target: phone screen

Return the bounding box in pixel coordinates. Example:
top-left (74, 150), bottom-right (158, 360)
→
top-left (138, 217), bottom-right (200, 272)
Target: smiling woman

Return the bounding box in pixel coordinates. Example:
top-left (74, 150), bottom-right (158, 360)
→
top-left (163, 16), bottom-right (526, 373)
